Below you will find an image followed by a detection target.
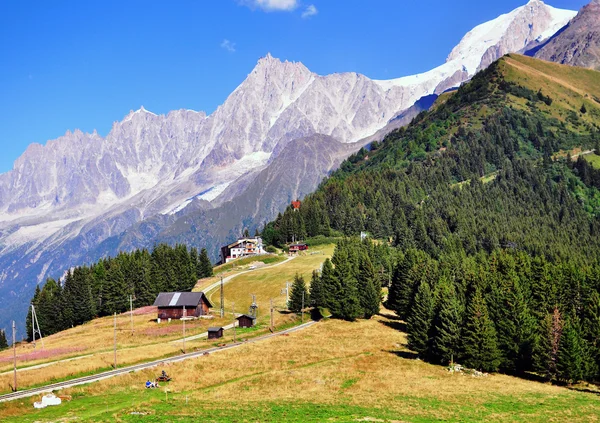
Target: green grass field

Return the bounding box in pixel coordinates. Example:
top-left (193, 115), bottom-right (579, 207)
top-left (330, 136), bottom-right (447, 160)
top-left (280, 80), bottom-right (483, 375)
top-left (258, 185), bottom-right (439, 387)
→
top-left (2, 312), bottom-right (599, 423)
top-left (584, 153), bottom-right (600, 169)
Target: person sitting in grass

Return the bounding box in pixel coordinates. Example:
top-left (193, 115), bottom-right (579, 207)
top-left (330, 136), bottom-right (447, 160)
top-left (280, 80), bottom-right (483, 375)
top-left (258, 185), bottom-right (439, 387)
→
top-left (145, 380), bottom-right (152, 389)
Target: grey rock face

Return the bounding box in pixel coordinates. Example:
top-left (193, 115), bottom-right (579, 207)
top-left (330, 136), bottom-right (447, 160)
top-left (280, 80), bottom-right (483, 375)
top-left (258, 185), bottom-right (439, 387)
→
top-left (533, 0), bottom-right (600, 70)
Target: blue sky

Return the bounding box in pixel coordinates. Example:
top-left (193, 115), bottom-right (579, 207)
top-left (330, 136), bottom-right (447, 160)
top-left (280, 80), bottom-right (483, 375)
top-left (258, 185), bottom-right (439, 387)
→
top-left (0, 0), bottom-right (587, 173)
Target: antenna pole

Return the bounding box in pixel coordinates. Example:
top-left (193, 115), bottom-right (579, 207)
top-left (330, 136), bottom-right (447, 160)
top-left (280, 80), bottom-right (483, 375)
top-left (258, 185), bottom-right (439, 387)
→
top-left (12, 321), bottom-right (17, 392)
top-left (130, 295), bottom-right (134, 336)
top-left (31, 305), bottom-right (35, 350)
top-left (113, 312), bottom-right (117, 369)
top-left (301, 291), bottom-right (305, 324)
top-left (182, 306), bottom-right (186, 354)
top-left (232, 302), bottom-right (236, 343)
top-left (270, 298), bottom-right (274, 331)
top-left (220, 277), bottom-right (224, 318)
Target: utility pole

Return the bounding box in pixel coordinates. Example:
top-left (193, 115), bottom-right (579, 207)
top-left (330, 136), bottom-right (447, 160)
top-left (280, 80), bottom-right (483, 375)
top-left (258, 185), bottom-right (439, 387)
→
top-left (129, 295), bottom-right (134, 336)
top-left (232, 302), bottom-right (236, 343)
top-left (270, 298), bottom-right (274, 331)
top-left (113, 312), bottom-right (117, 369)
top-left (285, 282), bottom-right (290, 307)
top-left (31, 305), bottom-right (44, 350)
top-left (12, 321), bottom-right (17, 392)
top-left (220, 276), bottom-right (224, 318)
top-left (182, 306), bottom-right (186, 354)
top-left (301, 291), bottom-right (305, 324)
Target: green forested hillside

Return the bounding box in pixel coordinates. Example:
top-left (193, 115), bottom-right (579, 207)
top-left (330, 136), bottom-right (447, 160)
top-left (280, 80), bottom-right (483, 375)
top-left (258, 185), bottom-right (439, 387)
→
top-left (265, 55), bottom-right (600, 383)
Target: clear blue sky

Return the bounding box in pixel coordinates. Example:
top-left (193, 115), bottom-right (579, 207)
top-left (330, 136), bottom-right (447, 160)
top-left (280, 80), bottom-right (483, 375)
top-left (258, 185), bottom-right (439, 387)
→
top-left (0, 0), bottom-right (587, 173)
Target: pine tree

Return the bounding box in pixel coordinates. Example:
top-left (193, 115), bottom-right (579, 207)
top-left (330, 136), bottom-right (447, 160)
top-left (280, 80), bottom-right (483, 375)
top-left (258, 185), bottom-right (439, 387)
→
top-left (309, 270), bottom-right (326, 308)
top-left (387, 250), bottom-right (418, 320)
top-left (71, 267), bottom-right (96, 325)
top-left (461, 289), bottom-right (500, 372)
top-left (582, 290), bottom-right (600, 380)
top-left (320, 258), bottom-right (340, 314)
top-left (101, 262), bottom-right (127, 315)
top-left (61, 271), bottom-right (75, 328)
top-left (428, 280), bottom-right (462, 365)
top-left (198, 248), bottom-right (213, 278)
top-left (407, 280), bottom-right (434, 357)
top-left (493, 277), bottom-right (536, 374)
top-left (37, 278), bottom-right (63, 336)
top-left (557, 317), bottom-right (584, 384)
top-left (532, 307), bottom-right (563, 381)
top-left (0, 330), bottom-right (8, 350)
top-left (288, 273), bottom-right (309, 313)
top-left (333, 248), bottom-right (362, 321)
top-left (357, 253), bottom-right (380, 318)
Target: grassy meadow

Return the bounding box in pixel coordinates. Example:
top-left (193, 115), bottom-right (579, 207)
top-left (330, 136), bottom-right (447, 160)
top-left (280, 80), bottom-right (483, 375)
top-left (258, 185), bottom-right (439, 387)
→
top-left (0, 247), bottom-right (333, 395)
top-left (1, 310), bottom-right (599, 422)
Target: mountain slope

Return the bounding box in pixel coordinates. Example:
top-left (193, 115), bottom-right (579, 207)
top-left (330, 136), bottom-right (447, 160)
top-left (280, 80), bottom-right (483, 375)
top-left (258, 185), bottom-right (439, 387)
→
top-left (0, 1), bottom-right (578, 337)
top-left (533, 0), bottom-right (600, 70)
top-left (267, 54), bottom-right (600, 262)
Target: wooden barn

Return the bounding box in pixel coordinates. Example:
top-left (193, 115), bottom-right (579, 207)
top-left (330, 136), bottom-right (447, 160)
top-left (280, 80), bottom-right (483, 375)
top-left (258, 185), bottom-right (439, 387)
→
top-left (289, 242), bottom-right (308, 253)
top-left (153, 292), bottom-right (212, 320)
top-left (208, 327), bottom-right (224, 339)
top-left (236, 314), bottom-right (256, 328)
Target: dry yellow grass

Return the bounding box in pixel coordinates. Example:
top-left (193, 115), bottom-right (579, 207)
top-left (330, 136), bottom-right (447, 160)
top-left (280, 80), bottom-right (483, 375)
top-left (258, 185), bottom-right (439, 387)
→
top-left (2, 310), bottom-right (598, 422)
top-left (207, 245), bottom-right (334, 322)
top-left (0, 248), bottom-right (333, 393)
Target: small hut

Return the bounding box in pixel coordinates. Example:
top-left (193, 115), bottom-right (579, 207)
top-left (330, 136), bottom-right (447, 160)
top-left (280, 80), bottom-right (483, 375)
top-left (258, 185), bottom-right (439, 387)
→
top-left (236, 314), bottom-right (256, 328)
top-left (289, 242), bottom-right (308, 253)
top-left (208, 327), bottom-right (224, 339)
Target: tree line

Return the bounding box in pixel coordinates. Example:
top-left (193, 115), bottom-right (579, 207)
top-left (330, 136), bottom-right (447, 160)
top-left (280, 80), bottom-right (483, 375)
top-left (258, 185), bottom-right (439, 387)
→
top-left (288, 238), bottom-right (385, 320)
top-left (389, 248), bottom-right (600, 383)
top-left (25, 244), bottom-right (213, 340)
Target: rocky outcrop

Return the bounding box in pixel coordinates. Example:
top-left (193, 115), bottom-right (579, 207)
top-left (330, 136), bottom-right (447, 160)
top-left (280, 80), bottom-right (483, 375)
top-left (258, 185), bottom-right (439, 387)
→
top-left (533, 0), bottom-right (600, 70)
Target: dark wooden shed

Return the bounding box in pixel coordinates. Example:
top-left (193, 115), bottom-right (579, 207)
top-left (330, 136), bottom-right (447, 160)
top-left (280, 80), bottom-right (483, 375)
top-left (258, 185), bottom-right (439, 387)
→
top-left (236, 314), bottom-right (256, 328)
top-left (153, 292), bottom-right (213, 320)
top-left (208, 327), bottom-right (224, 339)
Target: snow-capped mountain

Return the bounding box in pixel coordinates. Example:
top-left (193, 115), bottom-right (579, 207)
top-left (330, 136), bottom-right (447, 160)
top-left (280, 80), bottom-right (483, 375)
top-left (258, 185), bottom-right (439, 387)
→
top-left (0, 1), bottom-right (576, 336)
top-left (374, 0), bottom-right (575, 96)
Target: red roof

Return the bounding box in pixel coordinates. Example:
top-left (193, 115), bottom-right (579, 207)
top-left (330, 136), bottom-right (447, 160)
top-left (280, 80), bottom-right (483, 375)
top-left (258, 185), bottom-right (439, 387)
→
top-left (292, 200), bottom-right (301, 210)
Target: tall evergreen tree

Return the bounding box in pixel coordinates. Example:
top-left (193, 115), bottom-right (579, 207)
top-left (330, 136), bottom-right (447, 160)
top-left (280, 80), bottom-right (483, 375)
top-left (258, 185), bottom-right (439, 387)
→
top-left (461, 289), bottom-right (500, 372)
top-left (198, 248), bottom-right (213, 278)
top-left (288, 273), bottom-right (309, 313)
top-left (556, 317), bottom-right (584, 384)
top-left (320, 258), bottom-right (340, 314)
top-left (357, 253), bottom-right (380, 318)
top-left (407, 280), bottom-right (434, 357)
top-left (309, 270), bottom-right (326, 309)
top-left (333, 248), bottom-right (362, 321)
top-left (533, 307), bottom-right (563, 381)
top-left (492, 277), bottom-right (536, 374)
top-left (71, 267), bottom-right (96, 325)
top-left (428, 280), bottom-right (462, 365)
top-left (61, 271), bottom-right (76, 329)
top-left (101, 262), bottom-right (127, 315)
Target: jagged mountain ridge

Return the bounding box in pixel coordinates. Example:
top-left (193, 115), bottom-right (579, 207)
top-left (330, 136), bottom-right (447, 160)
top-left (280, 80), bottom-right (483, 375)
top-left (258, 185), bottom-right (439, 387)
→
top-left (533, 0), bottom-right (600, 70)
top-left (0, 1), bottom-right (577, 336)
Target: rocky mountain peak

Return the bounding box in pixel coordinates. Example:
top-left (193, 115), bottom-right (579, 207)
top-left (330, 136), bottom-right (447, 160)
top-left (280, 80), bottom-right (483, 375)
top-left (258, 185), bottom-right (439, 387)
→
top-left (533, 0), bottom-right (600, 70)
